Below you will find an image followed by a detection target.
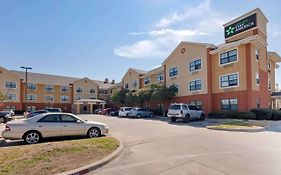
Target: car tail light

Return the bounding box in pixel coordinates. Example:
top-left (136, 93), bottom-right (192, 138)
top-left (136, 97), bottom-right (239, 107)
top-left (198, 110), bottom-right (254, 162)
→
top-left (181, 110), bottom-right (183, 114)
top-left (5, 125), bottom-right (11, 131)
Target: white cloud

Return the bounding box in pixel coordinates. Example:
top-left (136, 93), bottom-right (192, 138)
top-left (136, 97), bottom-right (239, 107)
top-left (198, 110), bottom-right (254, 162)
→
top-left (114, 0), bottom-right (230, 59)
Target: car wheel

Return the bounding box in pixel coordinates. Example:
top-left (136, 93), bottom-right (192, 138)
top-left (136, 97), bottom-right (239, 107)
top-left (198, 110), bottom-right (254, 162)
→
top-left (171, 117), bottom-right (176, 122)
top-left (87, 127), bottom-right (101, 138)
top-left (0, 117), bottom-right (6, 123)
top-left (126, 113), bottom-right (129, 118)
top-left (137, 114), bottom-right (141, 119)
top-left (150, 113), bottom-right (154, 118)
top-left (183, 114), bottom-right (190, 123)
top-left (24, 131), bottom-right (42, 144)
top-left (200, 114), bottom-right (205, 121)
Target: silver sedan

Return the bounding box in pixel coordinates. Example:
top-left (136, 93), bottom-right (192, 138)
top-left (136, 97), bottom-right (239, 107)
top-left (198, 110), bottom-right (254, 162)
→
top-left (2, 113), bottom-right (109, 144)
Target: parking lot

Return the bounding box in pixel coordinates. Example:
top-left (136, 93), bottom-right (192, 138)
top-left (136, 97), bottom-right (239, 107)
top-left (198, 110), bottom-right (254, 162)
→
top-left (1, 115), bottom-right (281, 175)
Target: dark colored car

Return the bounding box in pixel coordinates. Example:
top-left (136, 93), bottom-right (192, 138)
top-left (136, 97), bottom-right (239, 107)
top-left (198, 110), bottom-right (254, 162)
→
top-left (110, 110), bottom-right (119, 116)
top-left (93, 109), bottom-right (101, 114)
top-left (0, 111), bottom-right (12, 123)
top-left (27, 110), bottom-right (48, 118)
top-left (45, 108), bottom-right (62, 113)
top-left (128, 108), bottom-right (155, 118)
top-left (100, 108), bottom-right (114, 115)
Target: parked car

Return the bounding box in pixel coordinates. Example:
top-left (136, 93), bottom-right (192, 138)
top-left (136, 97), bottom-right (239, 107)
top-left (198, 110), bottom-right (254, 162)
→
top-left (27, 110), bottom-right (48, 118)
top-left (100, 108), bottom-right (114, 115)
top-left (45, 108), bottom-right (62, 113)
top-left (167, 103), bottom-right (205, 123)
top-left (93, 109), bottom-right (101, 114)
top-left (3, 109), bottom-right (15, 116)
top-left (2, 113), bottom-right (109, 144)
top-left (0, 111), bottom-right (12, 123)
top-left (118, 107), bottom-right (132, 117)
top-left (110, 110), bottom-right (119, 116)
top-left (128, 108), bottom-right (154, 118)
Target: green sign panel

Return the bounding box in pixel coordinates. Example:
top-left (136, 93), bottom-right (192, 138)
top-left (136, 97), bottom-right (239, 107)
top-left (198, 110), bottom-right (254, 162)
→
top-left (224, 14), bottom-right (257, 38)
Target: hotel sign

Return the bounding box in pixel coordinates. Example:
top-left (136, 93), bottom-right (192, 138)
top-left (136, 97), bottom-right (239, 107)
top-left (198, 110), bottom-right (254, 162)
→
top-left (224, 14), bottom-right (257, 38)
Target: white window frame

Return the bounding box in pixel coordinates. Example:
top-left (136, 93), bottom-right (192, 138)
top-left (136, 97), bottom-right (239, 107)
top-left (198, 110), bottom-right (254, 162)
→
top-left (157, 72), bottom-right (164, 82)
top-left (6, 94), bottom-right (17, 101)
top-left (89, 88), bottom-right (96, 94)
top-left (255, 48), bottom-right (259, 61)
top-left (27, 94), bottom-right (37, 101)
top-left (188, 58), bottom-right (202, 73)
top-left (144, 77), bottom-right (150, 85)
top-left (44, 85), bottom-right (54, 92)
top-left (219, 48), bottom-right (239, 66)
top-left (44, 95), bottom-right (54, 102)
top-left (61, 96), bottom-right (69, 102)
top-left (76, 87), bottom-right (83, 93)
top-left (169, 67), bottom-right (179, 78)
top-left (188, 79), bottom-right (202, 92)
top-left (219, 72), bottom-right (239, 89)
top-left (61, 86), bottom-right (69, 93)
top-left (132, 80), bottom-right (138, 88)
top-left (27, 83), bottom-right (37, 91)
top-left (5, 82), bottom-right (17, 89)
top-left (256, 72), bottom-right (260, 86)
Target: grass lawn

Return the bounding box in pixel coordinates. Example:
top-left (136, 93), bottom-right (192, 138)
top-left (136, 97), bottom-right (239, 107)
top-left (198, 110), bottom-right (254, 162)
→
top-left (0, 137), bottom-right (119, 175)
top-left (207, 119), bottom-right (273, 130)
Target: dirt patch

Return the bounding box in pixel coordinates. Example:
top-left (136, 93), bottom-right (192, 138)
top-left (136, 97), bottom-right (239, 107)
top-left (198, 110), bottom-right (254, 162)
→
top-left (0, 137), bottom-right (119, 175)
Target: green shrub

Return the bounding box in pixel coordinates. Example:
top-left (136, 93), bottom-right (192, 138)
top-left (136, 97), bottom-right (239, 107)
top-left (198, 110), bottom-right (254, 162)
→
top-left (272, 110), bottom-right (281, 120)
top-left (250, 108), bottom-right (273, 120)
top-left (208, 111), bottom-right (226, 119)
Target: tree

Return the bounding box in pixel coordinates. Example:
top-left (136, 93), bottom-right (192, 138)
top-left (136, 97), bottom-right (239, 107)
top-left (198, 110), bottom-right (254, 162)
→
top-left (0, 91), bottom-right (7, 109)
top-left (150, 84), bottom-right (177, 115)
top-left (135, 88), bottom-right (151, 107)
top-left (110, 89), bottom-right (128, 106)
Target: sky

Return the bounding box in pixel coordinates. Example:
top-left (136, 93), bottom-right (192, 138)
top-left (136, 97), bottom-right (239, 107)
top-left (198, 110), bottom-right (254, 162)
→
top-left (0, 0), bottom-right (281, 88)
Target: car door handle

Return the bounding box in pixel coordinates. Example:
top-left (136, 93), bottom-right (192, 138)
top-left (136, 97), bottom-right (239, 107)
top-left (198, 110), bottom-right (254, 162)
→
top-left (38, 125), bottom-right (43, 127)
top-left (63, 125), bottom-right (67, 127)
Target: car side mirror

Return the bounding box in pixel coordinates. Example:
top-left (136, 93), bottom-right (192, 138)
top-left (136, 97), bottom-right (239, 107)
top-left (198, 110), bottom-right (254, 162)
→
top-left (77, 120), bottom-right (82, 124)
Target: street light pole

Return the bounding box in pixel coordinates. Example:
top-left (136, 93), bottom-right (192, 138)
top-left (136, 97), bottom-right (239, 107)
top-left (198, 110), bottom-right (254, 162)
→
top-left (20, 66), bottom-right (32, 115)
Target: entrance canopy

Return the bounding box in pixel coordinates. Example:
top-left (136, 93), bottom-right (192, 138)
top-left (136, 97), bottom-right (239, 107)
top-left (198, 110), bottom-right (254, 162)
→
top-left (73, 99), bottom-right (106, 114)
top-left (74, 99), bottom-right (106, 105)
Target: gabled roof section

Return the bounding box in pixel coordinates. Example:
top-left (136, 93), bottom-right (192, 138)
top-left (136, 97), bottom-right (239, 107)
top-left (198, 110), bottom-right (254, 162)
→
top-left (140, 66), bottom-right (164, 78)
top-left (0, 66), bottom-right (21, 79)
top-left (72, 77), bottom-right (99, 86)
top-left (11, 70), bottom-right (79, 86)
top-left (162, 41), bottom-right (216, 65)
top-left (130, 68), bottom-right (148, 75)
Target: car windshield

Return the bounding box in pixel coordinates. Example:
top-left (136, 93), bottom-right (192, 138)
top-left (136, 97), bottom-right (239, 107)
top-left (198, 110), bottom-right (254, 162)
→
top-left (125, 108), bottom-right (132, 111)
top-left (169, 105), bottom-right (181, 110)
top-left (46, 108), bottom-right (61, 112)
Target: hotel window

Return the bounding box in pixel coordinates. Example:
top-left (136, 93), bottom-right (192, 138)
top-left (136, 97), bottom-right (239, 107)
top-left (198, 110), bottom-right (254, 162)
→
top-left (189, 59), bottom-right (201, 72)
top-left (61, 86), bottom-right (69, 93)
top-left (220, 49), bottom-right (237, 65)
top-left (268, 79), bottom-right (271, 90)
top-left (190, 100), bottom-right (202, 110)
top-left (27, 94), bottom-right (37, 101)
top-left (76, 87), bottom-right (83, 93)
top-left (27, 83), bottom-right (37, 91)
top-left (76, 97), bottom-right (81, 100)
top-left (125, 83), bottom-right (129, 89)
top-left (170, 84), bottom-right (178, 93)
top-left (45, 85), bottom-right (54, 92)
top-left (221, 98), bottom-right (238, 111)
top-left (90, 89), bottom-right (95, 94)
top-left (27, 106), bottom-right (36, 112)
top-left (220, 73), bottom-right (238, 88)
top-left (132, 80), bottom-right (137, 88)
top-left (157, 73), bottom-right (164, 81)
top-left (6, 94), bottom-right (16, 101)
top-left (144, 77), bottom-right (150, 85)
top-left (45, 95), bottom-right (54, 102)
top-left (189, 80), bottom-right (202, 91)
top-left (5, 82), bottom-right (16, 89)
top-left (169, 67), bottom-right (178, 77)
top-left (256, 73), bottom-right (260, 85)
top-left (61, 96), bottom-right (69, 102)
top-left (255, 48), bottom-right (259, 61)
top-left (268, 62), bottom-right (271, 70)
top-left (256, 98), bottom-right (260, 108)
top-left (5, 106), bottom-right (16, 111)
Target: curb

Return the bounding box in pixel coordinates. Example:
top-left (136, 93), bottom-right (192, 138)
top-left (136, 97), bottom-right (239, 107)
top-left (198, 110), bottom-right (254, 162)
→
top-left (56, 138), bottom-right (124, 175)
top-left (206, 126), bottom-right (265, 132)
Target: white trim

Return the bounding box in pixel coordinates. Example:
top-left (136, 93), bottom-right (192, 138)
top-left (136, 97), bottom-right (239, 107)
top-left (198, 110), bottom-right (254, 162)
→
top-left (61, 86), bottom-right (69, 93)
top-left (256, 72), bottom-right (260, 86)
top-left (27, 94), bottom-right (37, 102)
top-left (44, 95), bottom-right (54, 102)
top-left (219, 72), bottom-right (239, 89)
top-left (76, 87), bottom-right (84, 93)
top-left (168, 66), bottom-right (179, 78)
top-left (27, 83), bottom-right (37, 91)
top-left (44, 85), bottom-right (54, 93)
top-left (188, 79), bottom-right (203, 92)
top-left (5, 81), bottom-right (17, 89)
top-left (156, 72), bottom-right (164, 82)
top-left (219, 48), bottom-right (239, 66)
top-left (255, 48), bottom-right (259, 62)
top-left (188, 58), bottom-right (202, 73)
top-left (144, 77), bottom-right (150, 85)
top-left (6, 93), bottom-right (17, 101)
top-left (60, 96), bottom-right (69, 103)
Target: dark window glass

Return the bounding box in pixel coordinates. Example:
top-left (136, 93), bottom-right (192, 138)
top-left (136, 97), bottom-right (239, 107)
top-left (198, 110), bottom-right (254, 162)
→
top-left (220, 49), bottom-right (237, 65)
top-left (61, 115), bottom-right (77, 123)
top-left (38, 114), bottom-right (60, 122)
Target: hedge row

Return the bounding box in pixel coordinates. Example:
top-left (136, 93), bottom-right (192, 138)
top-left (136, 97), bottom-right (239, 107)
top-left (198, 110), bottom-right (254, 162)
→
top-left (208, 108), bottom-right (281, 120)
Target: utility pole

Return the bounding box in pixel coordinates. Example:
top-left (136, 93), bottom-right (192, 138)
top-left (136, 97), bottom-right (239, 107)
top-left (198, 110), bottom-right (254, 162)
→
top-left (20, 66), bottom-right (32, 115)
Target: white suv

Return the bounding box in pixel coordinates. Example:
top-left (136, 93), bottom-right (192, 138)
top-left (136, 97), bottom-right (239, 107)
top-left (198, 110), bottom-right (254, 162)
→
top-left (118, 107), bottom-right (132, 117)
top-left (167, 103), bottom-right (205, 123)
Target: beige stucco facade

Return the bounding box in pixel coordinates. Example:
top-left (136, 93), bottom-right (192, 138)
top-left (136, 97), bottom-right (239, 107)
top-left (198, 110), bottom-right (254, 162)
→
top-left (72, 78), bottom-right (98, 101)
